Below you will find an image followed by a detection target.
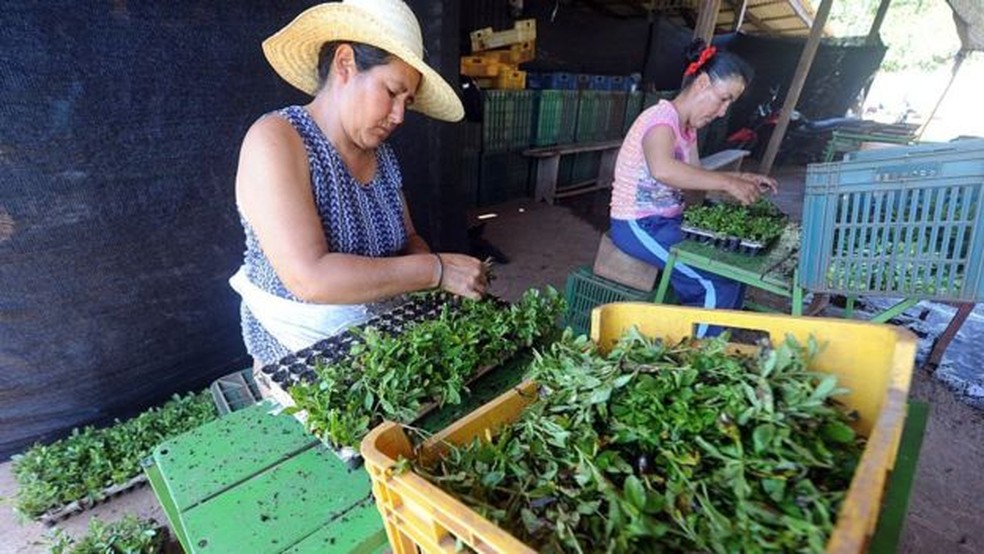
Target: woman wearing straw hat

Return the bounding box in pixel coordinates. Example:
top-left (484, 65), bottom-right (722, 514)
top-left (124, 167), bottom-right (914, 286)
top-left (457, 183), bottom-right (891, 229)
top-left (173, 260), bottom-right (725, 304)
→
top-left (230, 0), bottom-right (487, 367)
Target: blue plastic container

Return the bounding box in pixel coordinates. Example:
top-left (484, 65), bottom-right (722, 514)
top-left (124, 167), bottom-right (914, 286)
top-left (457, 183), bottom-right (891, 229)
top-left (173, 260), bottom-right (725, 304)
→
top-left (799, 146), bottom-right (984, 302)
top-left (528, 72), bottom-right (576, 90)
top-left (588, 75), bottom-right (613, 91)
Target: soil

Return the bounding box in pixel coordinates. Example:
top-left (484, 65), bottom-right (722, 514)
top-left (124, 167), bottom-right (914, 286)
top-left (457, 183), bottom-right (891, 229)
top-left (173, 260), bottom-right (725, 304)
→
top-left (2, 178), bottom-right (982, 552)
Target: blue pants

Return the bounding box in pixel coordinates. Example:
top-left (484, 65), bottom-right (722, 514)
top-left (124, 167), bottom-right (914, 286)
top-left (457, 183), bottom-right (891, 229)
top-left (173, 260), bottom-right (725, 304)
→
top-left (610, 216), bottom-right (745, 337)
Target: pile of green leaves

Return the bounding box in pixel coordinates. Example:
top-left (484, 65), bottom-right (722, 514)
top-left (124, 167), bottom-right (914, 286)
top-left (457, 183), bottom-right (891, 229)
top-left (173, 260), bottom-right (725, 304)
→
top-left (289, 287), bottom-right (565, 449)
top-left (684, 200), bottom-right (787, 243)
top-left (48, 515), bottom-right (166, 554)
top-left (419, 330), bottom-right (864, 553)
top-left (13, 392), bottom-right (217, 519)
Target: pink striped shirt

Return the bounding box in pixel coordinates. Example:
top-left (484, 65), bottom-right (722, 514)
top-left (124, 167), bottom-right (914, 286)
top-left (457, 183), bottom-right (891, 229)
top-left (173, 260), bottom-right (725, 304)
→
top-left (610, 100), bottom-right (696, 220)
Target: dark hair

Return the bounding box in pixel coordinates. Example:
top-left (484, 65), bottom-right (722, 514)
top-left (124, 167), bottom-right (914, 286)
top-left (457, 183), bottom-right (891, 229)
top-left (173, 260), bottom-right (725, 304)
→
top-left (681, 39), bottom-right (753, 89)
top-left (316, 41), bottom-right (393, 88)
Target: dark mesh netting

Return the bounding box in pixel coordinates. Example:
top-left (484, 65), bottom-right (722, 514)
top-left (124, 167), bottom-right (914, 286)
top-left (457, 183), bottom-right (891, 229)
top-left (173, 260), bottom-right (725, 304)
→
top-left (0, 0), bottom-right (463, 459)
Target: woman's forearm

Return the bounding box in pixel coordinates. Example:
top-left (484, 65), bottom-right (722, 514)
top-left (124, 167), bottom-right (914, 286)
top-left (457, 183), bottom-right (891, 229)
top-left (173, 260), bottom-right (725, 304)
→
top-left (285, 252), bottom-right (439, 304)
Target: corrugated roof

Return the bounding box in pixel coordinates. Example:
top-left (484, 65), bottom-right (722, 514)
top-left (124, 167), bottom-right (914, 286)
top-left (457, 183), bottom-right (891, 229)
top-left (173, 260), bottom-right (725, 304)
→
top-left (569, 0), bottom-right (828, 37)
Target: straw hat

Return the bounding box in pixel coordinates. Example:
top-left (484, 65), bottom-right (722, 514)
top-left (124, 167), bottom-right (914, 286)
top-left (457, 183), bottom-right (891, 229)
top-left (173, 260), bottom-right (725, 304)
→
top-left (262, 0), bottom-right (464, 122)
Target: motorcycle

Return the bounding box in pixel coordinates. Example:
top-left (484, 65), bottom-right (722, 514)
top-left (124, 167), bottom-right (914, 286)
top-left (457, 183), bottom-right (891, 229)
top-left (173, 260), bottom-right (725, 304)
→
top-left (725, 86), bottom-right (865, 165)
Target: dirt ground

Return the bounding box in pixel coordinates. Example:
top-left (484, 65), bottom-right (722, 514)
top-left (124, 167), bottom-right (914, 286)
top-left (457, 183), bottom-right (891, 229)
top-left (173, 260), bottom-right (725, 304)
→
top-left (2, 178), bottom-right (983, 552)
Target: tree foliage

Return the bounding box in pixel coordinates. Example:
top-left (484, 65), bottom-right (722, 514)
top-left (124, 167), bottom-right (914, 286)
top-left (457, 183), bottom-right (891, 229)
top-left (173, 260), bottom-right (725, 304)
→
top-left (827, 0), bottom-right (961, 71)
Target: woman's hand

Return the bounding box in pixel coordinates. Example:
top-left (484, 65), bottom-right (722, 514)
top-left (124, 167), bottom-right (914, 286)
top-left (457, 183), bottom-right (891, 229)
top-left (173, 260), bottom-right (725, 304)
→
top-left (724, 173), bottom-right (779, 205)
top-left (738, 172), bottom-right (779, 194)
top-left (435, 253), bottom-right (487, 300)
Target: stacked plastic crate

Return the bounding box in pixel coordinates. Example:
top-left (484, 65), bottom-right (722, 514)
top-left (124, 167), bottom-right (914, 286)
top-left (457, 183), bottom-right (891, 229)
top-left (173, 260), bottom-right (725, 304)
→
top-left (460, 20), bottom-right (538, 207)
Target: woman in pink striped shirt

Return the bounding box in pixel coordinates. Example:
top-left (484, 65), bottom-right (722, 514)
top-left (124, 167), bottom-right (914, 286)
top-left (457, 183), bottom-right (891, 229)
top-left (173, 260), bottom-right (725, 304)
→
top-left (609, 40), bottom-right (777, 337)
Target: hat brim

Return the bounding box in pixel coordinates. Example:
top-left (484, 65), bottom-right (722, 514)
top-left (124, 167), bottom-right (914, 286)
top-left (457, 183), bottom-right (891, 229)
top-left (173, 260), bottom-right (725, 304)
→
top-left (262, 4), bottom-right (464, 122)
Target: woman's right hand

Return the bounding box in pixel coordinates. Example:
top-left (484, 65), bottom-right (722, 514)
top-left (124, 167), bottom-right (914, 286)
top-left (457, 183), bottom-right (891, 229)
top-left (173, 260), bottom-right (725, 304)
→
top-left (435, 253), bottom-right (487, 300)
top-left (724, 175), bottom-right (775, 206)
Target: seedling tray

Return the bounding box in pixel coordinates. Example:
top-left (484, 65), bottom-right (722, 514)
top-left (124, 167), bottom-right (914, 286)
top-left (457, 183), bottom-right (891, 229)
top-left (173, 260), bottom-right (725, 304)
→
top-left (257, 292), bottom-right (517, 467)
top-left (37, 475), bottom-right (148, 526)
top-left (680, 224), bottom-right (774, 256)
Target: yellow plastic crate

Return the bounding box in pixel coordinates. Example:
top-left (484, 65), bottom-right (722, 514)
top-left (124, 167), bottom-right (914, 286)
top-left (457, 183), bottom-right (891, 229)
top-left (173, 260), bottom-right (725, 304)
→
top-left (361, 303), bottom-right (917, 554)
top-left (460, 55), bottom-right (503, 78)
top-left (470, 19), bottom-right (536, 52)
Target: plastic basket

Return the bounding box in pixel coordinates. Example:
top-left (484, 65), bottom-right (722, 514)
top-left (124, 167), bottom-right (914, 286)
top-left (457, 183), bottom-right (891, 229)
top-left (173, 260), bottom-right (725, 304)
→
top-left (562, 266), bottom-right (655, 336)
top-left (209, 368), bottom-right (262, 416)
top-left (606, 91), bottom-right (628, 140)
top-left (361, 303), bottom-right (916, 554)
top-left (799, 147), bottom-right (984, 302)
top-left (575, 90), bottom-right (608, 143)
top-left (531, 90), bottom-right (578, 146)
top-left (622, 91), bottom-right (643, 134)
top-left (483, 90), bottom-right (535, 153)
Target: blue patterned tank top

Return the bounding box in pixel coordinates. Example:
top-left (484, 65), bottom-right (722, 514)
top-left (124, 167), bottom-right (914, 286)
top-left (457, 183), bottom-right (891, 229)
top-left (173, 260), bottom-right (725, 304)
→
top-left (239, 105), bottom-right (408, 365)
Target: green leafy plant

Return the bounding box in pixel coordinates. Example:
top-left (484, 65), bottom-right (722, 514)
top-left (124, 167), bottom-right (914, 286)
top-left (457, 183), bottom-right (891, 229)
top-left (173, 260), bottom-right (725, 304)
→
top-left (419, 329), bottom-right (863, 553)
top-left (288, 287), bottom-right (565, 449)
top-left (48, 515), bottom-right (166, 554)
top-left (684, 200), bottom-right (787, 244)
top-left (13, 392), bottom-right (217, 519)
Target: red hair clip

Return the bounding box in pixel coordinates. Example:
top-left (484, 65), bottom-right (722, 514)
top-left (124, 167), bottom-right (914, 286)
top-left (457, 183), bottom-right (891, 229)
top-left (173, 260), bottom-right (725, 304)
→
top-left (684, 45), bottom-right (717, 77)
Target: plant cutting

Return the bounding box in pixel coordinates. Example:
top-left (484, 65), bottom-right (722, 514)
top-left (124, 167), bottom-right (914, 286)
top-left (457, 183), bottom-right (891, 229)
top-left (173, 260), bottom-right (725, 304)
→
top-left (12, 392), bottom-right (217, 520)
top-left (47, 515), bottom-right (166, 554)
top-left (287, 287), bottom-right (565, 449)
top-left (416, 329), bottom-right (864, 553)
top-left (683, 199), bottom-right (787, 253)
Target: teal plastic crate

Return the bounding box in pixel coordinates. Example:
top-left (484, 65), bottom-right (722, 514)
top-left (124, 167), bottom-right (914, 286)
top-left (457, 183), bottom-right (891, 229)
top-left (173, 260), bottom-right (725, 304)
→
top-left (483, 90), bottom-right (535, 153)
top-left (563, 266), bottom-right (656, 336)
top-left (643, 89), bottom-right (677, 110)
top-left (844, 138), bottom-right (984, 163)
top-left (531, 90), bottom-right (578, 146)
top-left (622, 91), bottom-right (644, 135)
top-left (605, 92), bottom-right (628, 140)
top-left (575, 90), bottom-right (603, 143)
top-left (799, 149), bottom-right (984, 302)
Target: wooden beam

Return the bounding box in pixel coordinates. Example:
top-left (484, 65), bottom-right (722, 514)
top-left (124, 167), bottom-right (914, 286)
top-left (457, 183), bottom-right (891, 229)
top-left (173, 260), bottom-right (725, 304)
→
top-left (693, 0), bottom-right (722, 42)
top-left (866, 0), bottom-right (892, 45)
top-left (734, 0), bottom-right (748, 31)
top-left (759, 0), bottom-right (834, 174)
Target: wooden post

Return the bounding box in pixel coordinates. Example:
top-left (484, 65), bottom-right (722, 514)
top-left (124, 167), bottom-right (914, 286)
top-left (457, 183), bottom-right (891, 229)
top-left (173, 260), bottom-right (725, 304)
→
top-left (733, 0), bottom-right (748, 32)
top-left (759, 0), bottom-right (834, 175)
top-left (693, 0), bottom-right (722, 43)
top-left (866, 0), bottom-right (893, 45)
top-left (917, 50), bottom-right (967, 141)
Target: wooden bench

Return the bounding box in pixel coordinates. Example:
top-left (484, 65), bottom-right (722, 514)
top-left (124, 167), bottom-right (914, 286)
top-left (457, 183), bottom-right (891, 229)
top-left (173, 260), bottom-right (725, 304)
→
top-left (524, 142), bottom-right (749, 205)
top-left (524, 139), bottom-right (623, 204)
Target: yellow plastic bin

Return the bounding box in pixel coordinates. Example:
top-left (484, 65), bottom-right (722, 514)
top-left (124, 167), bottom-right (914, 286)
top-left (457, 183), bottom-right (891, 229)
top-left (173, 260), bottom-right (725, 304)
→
top-left (361, 303), bottom-right (917, 554)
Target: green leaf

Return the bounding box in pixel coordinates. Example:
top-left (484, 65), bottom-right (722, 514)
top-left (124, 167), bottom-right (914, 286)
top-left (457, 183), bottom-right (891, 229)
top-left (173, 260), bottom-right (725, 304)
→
top-left (821, 421), bottom-right (856, 444)
top-left (623, 475), bottom-right (647, 510)
top-left (752, 424), bottom-right (775, 454)
top-left (481, 471), bottom-right (504, 488)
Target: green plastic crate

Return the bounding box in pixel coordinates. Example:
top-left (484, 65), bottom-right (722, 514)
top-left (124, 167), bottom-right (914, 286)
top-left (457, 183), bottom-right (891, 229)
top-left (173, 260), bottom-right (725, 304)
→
top-left (605, 92), bottom-right (628, 140)
top-left (143, 402), bottom-right (388, 554)
top-left (643, 89), bottom-right (677, 110)
top-left (483, 90), bottom-right (535, 153)
top-left (531, 90), bottom-right (578, 146)
top-left (209, 368), bottom-right (262, 416)
top-left (623, 91), bottom-right (644, 134)
top-left (563, 266), bottom-right (656, 336)
top-left (575, 90), bottom-right (603, 143)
